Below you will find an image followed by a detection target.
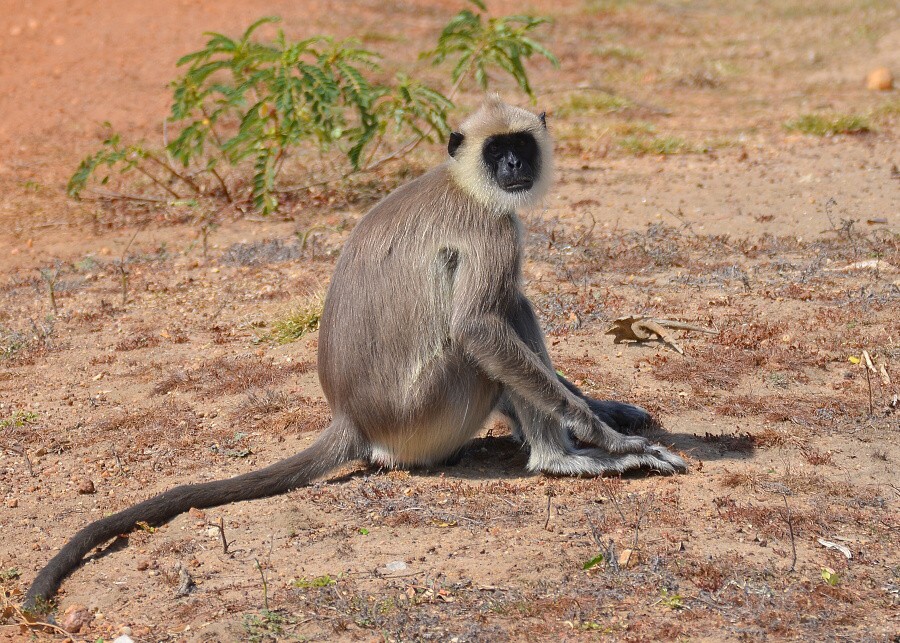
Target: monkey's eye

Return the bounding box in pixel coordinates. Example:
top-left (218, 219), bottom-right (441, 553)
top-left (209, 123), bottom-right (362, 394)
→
top-left (485, 142), bottom-right (500, 158)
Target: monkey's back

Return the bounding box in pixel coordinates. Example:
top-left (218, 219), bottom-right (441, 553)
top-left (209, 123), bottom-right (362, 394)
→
top-left (317, 165), bottom-right (521, 463)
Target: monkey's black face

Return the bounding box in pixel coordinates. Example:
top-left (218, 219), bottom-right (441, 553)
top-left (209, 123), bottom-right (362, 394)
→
top-left (482, 133), bottom-right (541, 193)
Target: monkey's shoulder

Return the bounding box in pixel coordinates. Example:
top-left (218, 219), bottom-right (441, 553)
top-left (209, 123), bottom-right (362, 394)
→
top-left (346, 164), bottom-right (519, 256)
top-left (361, 166), bottom-right (463, 221)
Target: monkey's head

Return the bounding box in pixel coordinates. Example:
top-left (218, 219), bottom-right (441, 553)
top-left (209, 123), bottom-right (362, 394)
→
top-left (447, 95), bottom-right (553, 213)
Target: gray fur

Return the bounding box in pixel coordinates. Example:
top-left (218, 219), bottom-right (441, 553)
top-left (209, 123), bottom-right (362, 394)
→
top-left (24, 98), bottom-right (684, 611)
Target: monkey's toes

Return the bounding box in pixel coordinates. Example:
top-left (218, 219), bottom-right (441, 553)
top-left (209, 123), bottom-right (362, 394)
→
top-left (644, 444), bottom-right (688, 474)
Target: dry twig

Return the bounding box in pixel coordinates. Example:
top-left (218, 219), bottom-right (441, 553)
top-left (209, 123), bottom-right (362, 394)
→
top-left (605, 315), bottom-right (718, 354)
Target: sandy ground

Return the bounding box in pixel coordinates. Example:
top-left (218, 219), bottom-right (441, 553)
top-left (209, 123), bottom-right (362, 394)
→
top-left (1, 0), bottom-right (898, 641)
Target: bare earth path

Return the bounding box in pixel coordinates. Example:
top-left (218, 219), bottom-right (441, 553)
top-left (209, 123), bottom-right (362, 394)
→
top-left (1, 1), bottom-right (898, 640)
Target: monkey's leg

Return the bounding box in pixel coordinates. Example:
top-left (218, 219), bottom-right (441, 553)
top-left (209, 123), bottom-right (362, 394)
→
top-left (498, 363), bottom-right (654, 438)
top-left (552, 373), bottom-right (686, 471)
top-left (563, 384), bottom-right (655, 435)
top-left (496, 391), bottom-right (524, 442)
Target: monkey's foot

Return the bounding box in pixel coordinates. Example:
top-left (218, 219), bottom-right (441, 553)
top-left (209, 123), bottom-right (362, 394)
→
top-left (530, 444), bottom-right (687, 477)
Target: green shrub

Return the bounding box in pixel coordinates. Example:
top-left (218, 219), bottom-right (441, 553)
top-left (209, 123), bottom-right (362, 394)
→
top-left (69, 2), bottom-right (556, 214)
top-left (784, 113), bottom-right (872, 136)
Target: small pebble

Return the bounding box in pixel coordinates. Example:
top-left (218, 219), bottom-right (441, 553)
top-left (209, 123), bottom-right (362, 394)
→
top-left (866, 67), bottom-right (893, 91)
top-left (77, 479), bottom-right (95, 495)
top-left (6, 498), bottom-right (17, 508)
top-left (60, 604), bottom-right (92, 634)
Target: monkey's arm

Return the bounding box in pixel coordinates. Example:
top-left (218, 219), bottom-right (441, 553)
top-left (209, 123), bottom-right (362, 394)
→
top-left (557, 376), bottom-right (656, 435)
top-left (506, 293), bottom-right (657, 437)
top-left (451, 313), bottom-right (646, 455)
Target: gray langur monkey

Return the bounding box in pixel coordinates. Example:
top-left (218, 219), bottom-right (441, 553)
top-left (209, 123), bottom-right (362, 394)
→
top-left (24, 96), bottom-right (685, 610)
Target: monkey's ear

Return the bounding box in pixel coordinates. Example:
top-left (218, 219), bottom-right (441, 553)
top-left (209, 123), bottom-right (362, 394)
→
top-left (539, 112), bottom-right (547, 129)
top-left (448, 132), bottom-right (464, 158)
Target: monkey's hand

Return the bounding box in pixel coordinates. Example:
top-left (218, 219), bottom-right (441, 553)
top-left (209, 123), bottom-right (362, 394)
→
top-left (566, 413), bottom-right (686, 472)
top-left (549, 388), bottom-right (653, 457)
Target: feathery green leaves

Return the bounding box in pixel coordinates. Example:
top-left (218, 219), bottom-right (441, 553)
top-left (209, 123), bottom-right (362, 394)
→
top-left (68, 2), bottom-right (555, 213)
top-left (423, 2), bottom-right (558, 99)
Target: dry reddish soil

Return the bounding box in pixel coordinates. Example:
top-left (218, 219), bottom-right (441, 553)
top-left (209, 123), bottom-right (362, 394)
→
top-left (1, 1), bottom-right (899, 641)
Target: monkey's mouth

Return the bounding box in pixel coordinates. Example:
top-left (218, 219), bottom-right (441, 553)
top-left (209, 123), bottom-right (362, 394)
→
top-left (500, 179), bottom-right (534, 193)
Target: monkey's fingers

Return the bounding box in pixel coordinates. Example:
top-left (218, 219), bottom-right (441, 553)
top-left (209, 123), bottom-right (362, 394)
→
top-left (584, 399), bottom-right (655, 435)
top-left (569, 417), bottom-right (649, 455)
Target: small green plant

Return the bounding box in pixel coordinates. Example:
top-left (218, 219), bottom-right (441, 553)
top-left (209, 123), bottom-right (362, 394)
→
top-left (38, 263), bottom-right (63, 316)
top-left (271, 294), bottom-right (325, 344)
top-left (68, 2), bottom-right (556, 214)
top-left (557, 92), bottom-right (630, 116)
top-left (242, 609), bottom-right (297, 643)
top-left (619, 134), bottom-right (695, 155)
top-left (22, 596), bottom-right (56, 618)
top-left (0, 320), bottom-right (54, 362)
top-left (784, 113), bottom-right (872, 136)
top-left (358, 527), bottom-right (370, 535)
top-left (74, 256), bottom-right (99, 272)
top-left (0, 326), bottom-right (25, 360)
top-left (0, 568), bottom-right (21, 581)
top-left (821, 567), bottom-right (840, 586)
top-left (292, 574), bottom-right (336, 588)
top-left (0, 411), bottom-right (38, 430)
top-left (575, 620), bottom-right (611, 632)
top-left (658, 588), bottom-right (684, 609)
top-left (582, 553), bottom-right (605, 570)
top-left (134, 521), bottom-right (157, 533)
top-left (255, 559), bottom-right (270, 611)
top-left (423, 0), bottom-right (558, 99)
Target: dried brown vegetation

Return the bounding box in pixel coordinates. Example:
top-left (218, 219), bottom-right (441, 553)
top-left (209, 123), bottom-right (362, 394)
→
top-left (153, 356), bottom-right (314, 396)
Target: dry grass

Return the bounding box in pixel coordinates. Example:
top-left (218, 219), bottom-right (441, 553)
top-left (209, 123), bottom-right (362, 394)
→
top-left (712, 496), bottom-right (817, 537)
top-left (95, 402), bottom-right (206, 453)
top-left (714, 394), bottom-right (850, 427)
top-left (652, 349), bottom-right (754, 393)
top-left (270, 293), bottom-right (324, 344)
top-left (115, 331), bottom-right (160, 352)
top-left (232, 391), bottom-right (330, 435)
top-left (618, 134), bottom-right (698, 155)
top-left (153, 356), bottom-right (314, 396)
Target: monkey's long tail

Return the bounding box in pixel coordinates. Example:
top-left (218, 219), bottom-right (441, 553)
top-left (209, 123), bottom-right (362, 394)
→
top-left (24, 425), bottom-right (357, 610)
